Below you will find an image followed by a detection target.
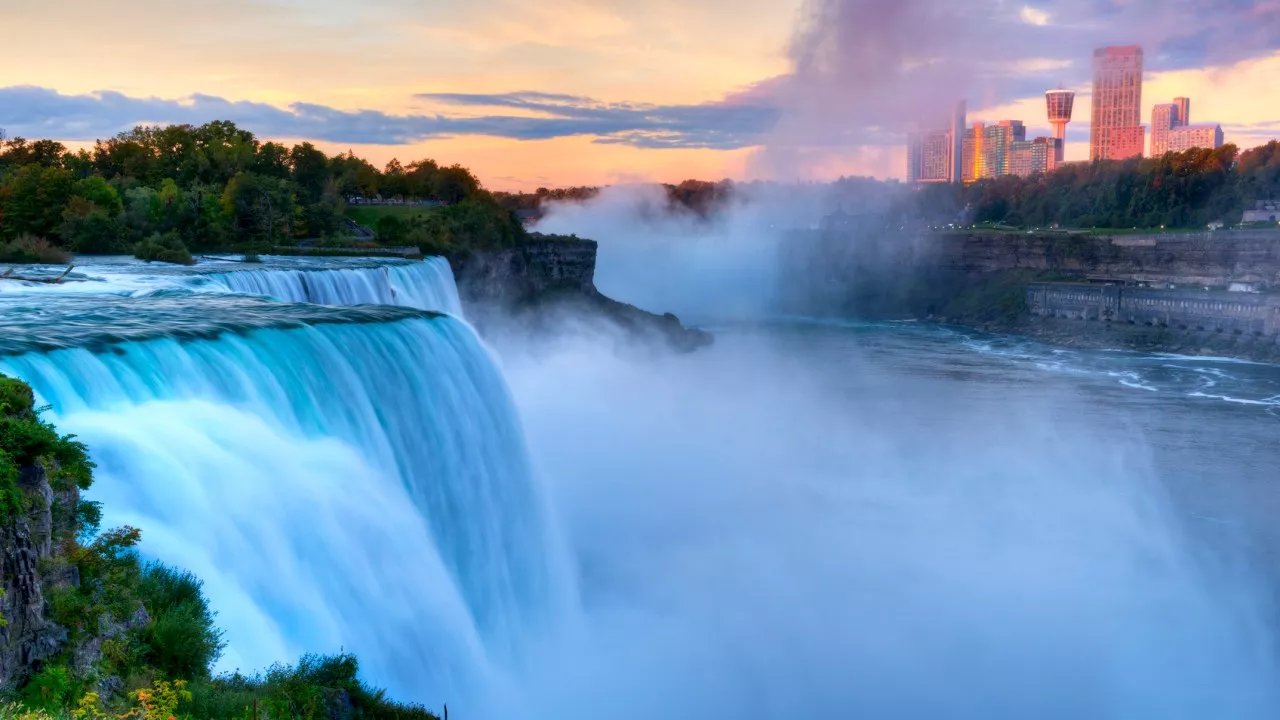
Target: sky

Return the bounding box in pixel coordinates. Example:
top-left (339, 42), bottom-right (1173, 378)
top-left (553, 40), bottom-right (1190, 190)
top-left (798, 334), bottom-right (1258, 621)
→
top-left (1, 0), bottom-right (1278, 190)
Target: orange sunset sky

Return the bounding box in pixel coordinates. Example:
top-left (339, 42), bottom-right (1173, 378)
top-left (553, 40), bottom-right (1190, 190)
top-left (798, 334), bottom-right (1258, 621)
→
top-left (1, 0), bottom-right (1278, 190)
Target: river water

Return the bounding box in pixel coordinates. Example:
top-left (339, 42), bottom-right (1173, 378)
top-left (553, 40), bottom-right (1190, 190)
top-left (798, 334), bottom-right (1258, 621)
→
top-left (3, 255), bottom-right (1279, 717)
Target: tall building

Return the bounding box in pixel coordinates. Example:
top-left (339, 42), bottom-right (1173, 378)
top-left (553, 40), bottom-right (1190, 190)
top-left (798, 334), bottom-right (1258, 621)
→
top-left (1150, 103), bottom-right (1177, 157)
top-left (961, 120), bottom-right (1057, 180)
top-left (1151, 97), bottom-right (1193, 157)
top-left (907, 101), bottom-right (967, 184)
top-left (1090, 45), bottom-right (1146, 161)
top-left (1173, 97), bottom-right (1191, 126)
top-left (1166, 124), bottom-right (1224, 153)
top-left (1008, 137), bottom-right (1060, 177)
top-left (1045, 88), bottom-right (1075, 162)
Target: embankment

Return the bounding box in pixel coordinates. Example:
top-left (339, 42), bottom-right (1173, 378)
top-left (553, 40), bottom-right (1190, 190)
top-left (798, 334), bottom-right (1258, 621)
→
top-left (783, 228), bottom-right (1280, 361)
top-left (449, 239), bottom-right (712, 352)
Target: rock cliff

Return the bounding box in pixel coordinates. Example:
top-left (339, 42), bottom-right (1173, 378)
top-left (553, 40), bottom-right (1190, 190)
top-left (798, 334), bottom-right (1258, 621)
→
top-left (449, 238), bottom-right (712, 352)
top-left (0, 461), bottom-right (74, 685)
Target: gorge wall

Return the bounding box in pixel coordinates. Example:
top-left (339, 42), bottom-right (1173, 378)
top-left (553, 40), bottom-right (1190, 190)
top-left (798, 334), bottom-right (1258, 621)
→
top-left (782, 227), bottom-right (1280, 360)
top-left (930, 229), bottom-right (1280, 288)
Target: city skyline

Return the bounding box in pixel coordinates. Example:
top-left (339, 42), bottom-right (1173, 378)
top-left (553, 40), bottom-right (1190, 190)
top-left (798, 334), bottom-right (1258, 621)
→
top-left (907, 40), bottom-right (1244, 183)
top-left (1, 1), bottom-right (1279, 188)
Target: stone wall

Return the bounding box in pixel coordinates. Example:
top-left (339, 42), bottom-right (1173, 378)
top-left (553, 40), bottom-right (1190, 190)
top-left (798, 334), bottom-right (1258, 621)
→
top-left (1028, 283), bottom-right (1280, 338)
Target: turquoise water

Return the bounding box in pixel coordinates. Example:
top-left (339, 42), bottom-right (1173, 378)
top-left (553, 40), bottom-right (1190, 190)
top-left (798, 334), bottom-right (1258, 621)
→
top-left (0, 259), bottom-right (558, 708)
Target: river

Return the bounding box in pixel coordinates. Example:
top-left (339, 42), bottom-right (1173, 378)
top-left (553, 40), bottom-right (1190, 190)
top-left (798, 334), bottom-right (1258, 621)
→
top-left (3, 256), bottom-right (1279, 718)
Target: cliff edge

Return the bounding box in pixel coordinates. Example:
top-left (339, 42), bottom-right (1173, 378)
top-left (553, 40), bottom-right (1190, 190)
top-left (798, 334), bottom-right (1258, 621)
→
top-left (448, 238), bottom-right (713, 352)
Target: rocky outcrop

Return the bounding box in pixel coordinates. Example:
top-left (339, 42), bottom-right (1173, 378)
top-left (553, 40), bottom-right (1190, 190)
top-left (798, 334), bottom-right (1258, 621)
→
top-left (449, 239), bottom-right (712, 352)
top-left (0, 462), bottom-right (76, 687)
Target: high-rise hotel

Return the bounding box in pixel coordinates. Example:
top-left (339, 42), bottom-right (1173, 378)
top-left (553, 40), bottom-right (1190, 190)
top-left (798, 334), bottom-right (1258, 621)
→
top-left (1090, 45), bottom-right (1146, 161)
top-left (906, 102), bottom-right (967, 184)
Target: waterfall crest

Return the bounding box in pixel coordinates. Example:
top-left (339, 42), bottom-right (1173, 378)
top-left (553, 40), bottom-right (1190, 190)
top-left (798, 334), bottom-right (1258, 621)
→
top-left (205, 258), bottom-right (463, 315)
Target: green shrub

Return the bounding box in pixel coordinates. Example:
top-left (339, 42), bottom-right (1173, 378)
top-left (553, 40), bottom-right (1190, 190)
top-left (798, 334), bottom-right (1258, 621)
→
top-left (0, 377), bottom-right (35, 415)
top-left (133, 233), bottom-right (194, 266)
top-left (137, 563), bottom-right (225, 680)
top-left (0, 236), bottom-right (70, 265)
top-left (21, 664), bottom-right (78, 712)
top-left (185, 654), bottom-right (439, 720)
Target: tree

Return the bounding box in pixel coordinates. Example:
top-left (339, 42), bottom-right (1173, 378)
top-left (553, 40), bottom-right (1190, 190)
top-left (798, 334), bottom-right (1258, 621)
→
top-left (219, 172), bottom-right (298, 248)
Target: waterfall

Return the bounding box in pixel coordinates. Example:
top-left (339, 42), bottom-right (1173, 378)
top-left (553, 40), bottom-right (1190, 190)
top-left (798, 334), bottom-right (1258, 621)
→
top-left (204, 258), bottom-right (464, 315)
top-left (0, 308), bottom-right (565, 706)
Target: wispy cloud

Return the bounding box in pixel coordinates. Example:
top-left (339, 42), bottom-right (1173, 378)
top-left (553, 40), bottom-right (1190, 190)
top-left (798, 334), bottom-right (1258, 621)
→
top-left (0, 86), bottom-right (780, 150)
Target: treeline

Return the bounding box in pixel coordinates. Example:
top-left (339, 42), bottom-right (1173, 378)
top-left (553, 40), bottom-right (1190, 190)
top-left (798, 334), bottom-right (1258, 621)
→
top-left (911, 142), bottom-right (1280, 229)
top-left (0, 121), bottom-right (526, 263)
top-left (495, 179), bottom-right (740, 218)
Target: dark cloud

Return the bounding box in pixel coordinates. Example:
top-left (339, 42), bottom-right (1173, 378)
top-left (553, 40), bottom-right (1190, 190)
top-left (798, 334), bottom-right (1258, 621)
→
top-left (0, 86), bottom-right (778, 150)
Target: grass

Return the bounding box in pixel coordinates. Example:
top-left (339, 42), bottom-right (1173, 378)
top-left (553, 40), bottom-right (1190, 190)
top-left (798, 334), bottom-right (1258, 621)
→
top-left (346, 206), bottom-right (441, 228)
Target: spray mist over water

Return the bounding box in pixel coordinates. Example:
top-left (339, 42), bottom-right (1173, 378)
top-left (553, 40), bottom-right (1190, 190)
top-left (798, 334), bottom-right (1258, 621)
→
top-left (536, 185), bottom-right (824, 321)
top-left (484, 321), bottom-right (1280, 719)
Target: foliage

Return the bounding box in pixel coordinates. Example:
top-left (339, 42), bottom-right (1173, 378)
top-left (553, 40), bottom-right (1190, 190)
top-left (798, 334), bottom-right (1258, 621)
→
top-left (0, 235), bottom-right (70, 264)
top-left (0, 380), bottom-right (95, 520)
top-left (941, 270), bottom-right (1068, 324)
top-left (1, 124), bottom-right (534, 257)
top-left (185, 654), bottom-right (438, 720)
top-left (134, 233), bottom-right (194, 266)
top-left (22, 665), bottom-right (77, 712)
top-left (951, 143), bottom-right (1280, 229)
top-left (136, 564), bottom-right (225, 681)
top-left (494, 180), bottom-right (740, 218)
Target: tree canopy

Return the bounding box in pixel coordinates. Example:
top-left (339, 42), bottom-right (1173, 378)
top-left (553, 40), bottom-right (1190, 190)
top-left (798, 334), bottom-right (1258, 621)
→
top-left (0, 121), bottom-right (524, 261)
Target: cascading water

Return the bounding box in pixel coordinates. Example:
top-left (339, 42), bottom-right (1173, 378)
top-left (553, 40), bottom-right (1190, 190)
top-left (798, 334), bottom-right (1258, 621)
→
top-left (0, 293), bottom-right (566, 709)
top-left (0, 256), bottom-right (463, 317)
top-left (203, 258), bottom-right (464, 315)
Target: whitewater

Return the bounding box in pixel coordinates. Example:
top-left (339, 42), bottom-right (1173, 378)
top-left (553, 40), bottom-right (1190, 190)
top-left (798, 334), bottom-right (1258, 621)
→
top-left (4, 252), bottom-right (1280, 718)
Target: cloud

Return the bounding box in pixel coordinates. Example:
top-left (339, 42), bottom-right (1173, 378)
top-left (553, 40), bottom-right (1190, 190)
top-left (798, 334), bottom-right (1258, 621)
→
top-left (1019, 6), bottom-right (1051, 26)
top-left (0, 86), bottom-right (779, 150)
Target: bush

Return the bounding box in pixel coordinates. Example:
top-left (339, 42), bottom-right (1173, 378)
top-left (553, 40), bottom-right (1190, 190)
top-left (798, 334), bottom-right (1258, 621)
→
top-left (0, 377), bottom-right (35, 415)
top-left (0, 236), bottom-right (70, 264)
top-left (133, 232), bottom-right (194, 265)
top-left (185, 654), bottom-right (439, 720)
top-left (136, 563), bottom-right (224, 681)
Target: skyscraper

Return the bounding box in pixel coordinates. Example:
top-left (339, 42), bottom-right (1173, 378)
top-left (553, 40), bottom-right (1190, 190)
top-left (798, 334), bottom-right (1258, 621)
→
top-left (1090, 45), bottom-right (1145, 161)
top-left (1173, 97), bottom-right (1191, 126)
top-left (1150, 103), bottom-right (1177, 157)
top-left (1151, 96), bottom-right (1193, 157)
top-left (1045, 88), bottom-right (1074, 162)
top-left (906, 101), bottom-right (967, 184)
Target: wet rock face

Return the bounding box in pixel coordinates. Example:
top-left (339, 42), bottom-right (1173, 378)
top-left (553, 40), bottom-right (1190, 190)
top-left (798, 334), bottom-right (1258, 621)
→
top-left (450, 240), bottom-right (598, 307)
